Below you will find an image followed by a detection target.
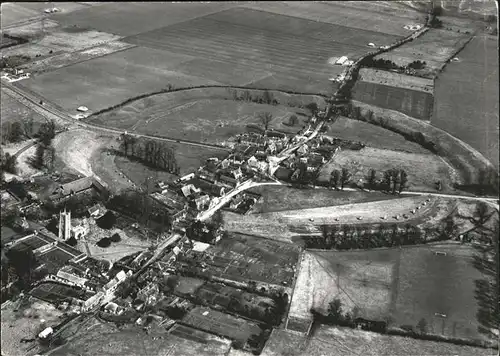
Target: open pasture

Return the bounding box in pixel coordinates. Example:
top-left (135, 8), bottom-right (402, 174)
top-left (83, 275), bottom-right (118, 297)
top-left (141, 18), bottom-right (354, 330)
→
top-left (1, 89), bottom-right (46, 136)
top-left (123, 7), bottom-right (377, 94)
top-left (352, 81), bottom-right (434, 121)
top-left (318, 147), bottom-right (455, 191)
top-left (433, 35), bottom-right (499, 168)
top-left (1, 2), bottom-right (40, 27)
top-left (90, 87), bottom-right (322, 144)
top-left (375, 28), bottom-right (472, 75)
top-left (394, 244), bottom-right (493, 342)
top-left (327, 116), bottom-right (431, 153)
top-left (241, 2), bottom-right (423, 37)
top-left (291, 244), bottom-right (493, 343)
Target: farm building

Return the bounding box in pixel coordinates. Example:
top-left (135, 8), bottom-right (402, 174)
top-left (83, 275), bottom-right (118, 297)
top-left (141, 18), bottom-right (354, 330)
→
top-left (335, 56), bottom-right (348, 65)
top-left (49, 177), bottom-right (107, 202)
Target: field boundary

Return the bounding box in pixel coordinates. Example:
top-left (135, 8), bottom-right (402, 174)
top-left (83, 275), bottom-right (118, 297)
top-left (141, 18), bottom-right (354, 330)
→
top-left (86, 85), bottom-right (329, 118)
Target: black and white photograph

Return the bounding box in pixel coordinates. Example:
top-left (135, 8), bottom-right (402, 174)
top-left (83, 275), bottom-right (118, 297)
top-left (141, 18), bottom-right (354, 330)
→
top-left (0, 1), bottom-right (498, 355)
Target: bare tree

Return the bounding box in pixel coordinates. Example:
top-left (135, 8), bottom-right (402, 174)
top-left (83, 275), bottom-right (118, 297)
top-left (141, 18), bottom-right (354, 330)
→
top-left (330, 170), bottom-right (340, 190)
top-left (340, 168), bottom-right (351, 190)
top-left (258, 112), bottom-right (273, 131)
top-left (367, 169), bottom-right (377, 188)
top-left (399, 170), bottom-right (408, 194)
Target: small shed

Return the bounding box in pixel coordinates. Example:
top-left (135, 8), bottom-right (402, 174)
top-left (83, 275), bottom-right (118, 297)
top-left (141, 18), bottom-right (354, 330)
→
top-left (77, 106), bottom-right (89, 112)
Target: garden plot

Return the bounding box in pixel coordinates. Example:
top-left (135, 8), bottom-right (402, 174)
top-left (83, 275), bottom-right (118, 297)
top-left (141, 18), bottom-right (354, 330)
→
top-left (352, 81), bottom-right (434, 121)
top-left (318, 147), bottom-right (455, 191)
top-left (357, 68), bottom-right (433, 93)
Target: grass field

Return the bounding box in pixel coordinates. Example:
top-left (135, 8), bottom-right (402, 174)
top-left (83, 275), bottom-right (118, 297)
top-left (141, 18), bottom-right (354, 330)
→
top-left (19, 46), bottom-right (214, 112)
top-left (1, 2), bottom-right (40, 27)
top-left (433, 35), bottom-right (499, 168)
top-left (249, 185), bottom-right (397, 213)
top-left (375, 28), bottom-right (472, 76)
top-left (301, 325), bottom-right (495, 356)
top-left (48, 318), bottom-right (232, 356)
top-left (89, 88), bottom-right (324, 144)
top-left (121, 7), bottom-right (382, 94)
top-left (288, 244), bottom-right (494, 343)
top-left (1, 89), bottom-right (46, 139)
top-left (114, 143), bottom-right (229, 187)
top-left (327, 117), bottom-right (431, 153)
top-left (318, 147), bottom-right (455, 191)
top-left (353, 81), bottom-right (434, 121)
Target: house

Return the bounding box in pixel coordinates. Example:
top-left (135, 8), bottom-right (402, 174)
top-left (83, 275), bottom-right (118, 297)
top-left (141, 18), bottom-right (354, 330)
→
top-left (308, 153), bottom-right (326, 167)
top-left (195, 195), bottom-right (210, 211)
top-left (335, 56), bottom-right (348, 65)
top-left (180, 184), bottom-right (200, 198)
top-left (49, 177), bottom-right (106, 202)
top-left (232, 167), bottom-right (243, 180)
top-left (82, 291), bottom-right (105, 312)
top-left (137, 282), bottom-right (159, 303)
top-left (221, 159), bottom-right (230, 169)
top-left (172, 208), bottom-right (188, 223)
top-left (71, 222), bottom-right (88, 239)
top-left (297, 144), bottom-right (309, 155)
top-left (219, 175), bottom-right (237, 188)
top-left (57, 267), bottom-right (88, 287)
top-left (240, 133), bottom-right (266, 146)
top-left (88, 203), bottom-right (107, 219)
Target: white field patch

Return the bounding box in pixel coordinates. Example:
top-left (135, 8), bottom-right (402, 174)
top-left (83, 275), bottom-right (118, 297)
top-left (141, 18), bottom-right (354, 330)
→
top-left (52, 129), bottom-right (102, 177)
top-left (276, 196), bottom-right (437, 225)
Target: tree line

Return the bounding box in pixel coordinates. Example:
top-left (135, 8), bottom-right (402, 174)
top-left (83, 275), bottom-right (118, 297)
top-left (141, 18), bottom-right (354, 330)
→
top-left (29, 120), bottom-right (57, 172)
top-left (119, 134), bottom-right (180, 174)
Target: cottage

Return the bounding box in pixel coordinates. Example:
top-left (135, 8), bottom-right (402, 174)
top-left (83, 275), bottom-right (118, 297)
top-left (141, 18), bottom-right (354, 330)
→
top-left (232, 167), bottom-right (243, 180)
top-left (195, 195), bottom-right (210, 211)
top-left (88, 203), bottom-right (107, 219)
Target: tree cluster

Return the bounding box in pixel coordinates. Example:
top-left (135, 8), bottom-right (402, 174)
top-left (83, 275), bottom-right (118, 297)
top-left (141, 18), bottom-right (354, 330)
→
top-left (382, 168), bottom-right (408, 194)
top-left (305, 224), bottom-right (424, 250)
top-left (329, 168), bottom-right (351, 190)
top-left (119, 135), bottom-right (179, 174)
top-left (1, 122), bottom-right (24, 143)
top-left (231, 89), bottom-right (279, 106)
top-left (1, 148), bottom-right (17, 183)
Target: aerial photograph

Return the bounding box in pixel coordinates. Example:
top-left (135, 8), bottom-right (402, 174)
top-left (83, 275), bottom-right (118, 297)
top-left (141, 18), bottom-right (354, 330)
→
top-left (0, 1), bottom-right (498, 355)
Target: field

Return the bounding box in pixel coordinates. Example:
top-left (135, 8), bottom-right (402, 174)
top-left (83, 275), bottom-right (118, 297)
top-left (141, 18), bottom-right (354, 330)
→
top-left (122, 7), bottom-right (390, 94)
top-left (202, 232), bottom-right (300, 286)
top-left (18, 46), bottom-right (214, 113)
top-left (249, 185), bottom-right (397, 213)
top-left (47, 317), bottom-right (232, 356)
top-left (433, 34), bottom-right (499, 168)
top-left (89, 88), bottom-right (324, 144)
top-left (182, 306), bottom-right (262, 345)
top-left (357, 68), bottom-right (434, 93)
top-left (1, 88), bottom-right (47, 139)
top-left (224, 196), bottom-right (438, 242)
top-left (1, 298), bottom-right (64, 356)
top-left (288, 244), bottom-right (494, 342)
top-left (1, 2), bottom-right (40, 27)
top-left (351, 100), bottom-right (494, 185)
top-left (114, 143), bottom-right (230, 187)
top-left (375, 28), bottom-right (472, 75)
top-left (241, 2), bottom-right (424, 37)
top-left (30, 282), bottom-right (87, 303)
top-left (319, 147), bottom-right (456, 191)
top-left (263, 327), bottom-right (493, 356)
top-left (352, 81), bottom-right (434, 121)
top-left (327, 116), bottom-right (431, 153)
top-left (38, 246), bottom-right (76, 274)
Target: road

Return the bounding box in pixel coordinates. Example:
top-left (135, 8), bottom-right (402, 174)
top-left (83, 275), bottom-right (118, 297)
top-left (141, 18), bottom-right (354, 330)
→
top-left (140, 233), bottom-right (182, 271)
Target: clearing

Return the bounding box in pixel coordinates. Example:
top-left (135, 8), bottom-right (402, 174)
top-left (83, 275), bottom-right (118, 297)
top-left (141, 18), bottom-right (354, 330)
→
top-left (432, 34), bottom-right (499, 168)
top-left (89, 87), bottom-right (325, 144)
top-left (318, 147), bottom-right (455, 191)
